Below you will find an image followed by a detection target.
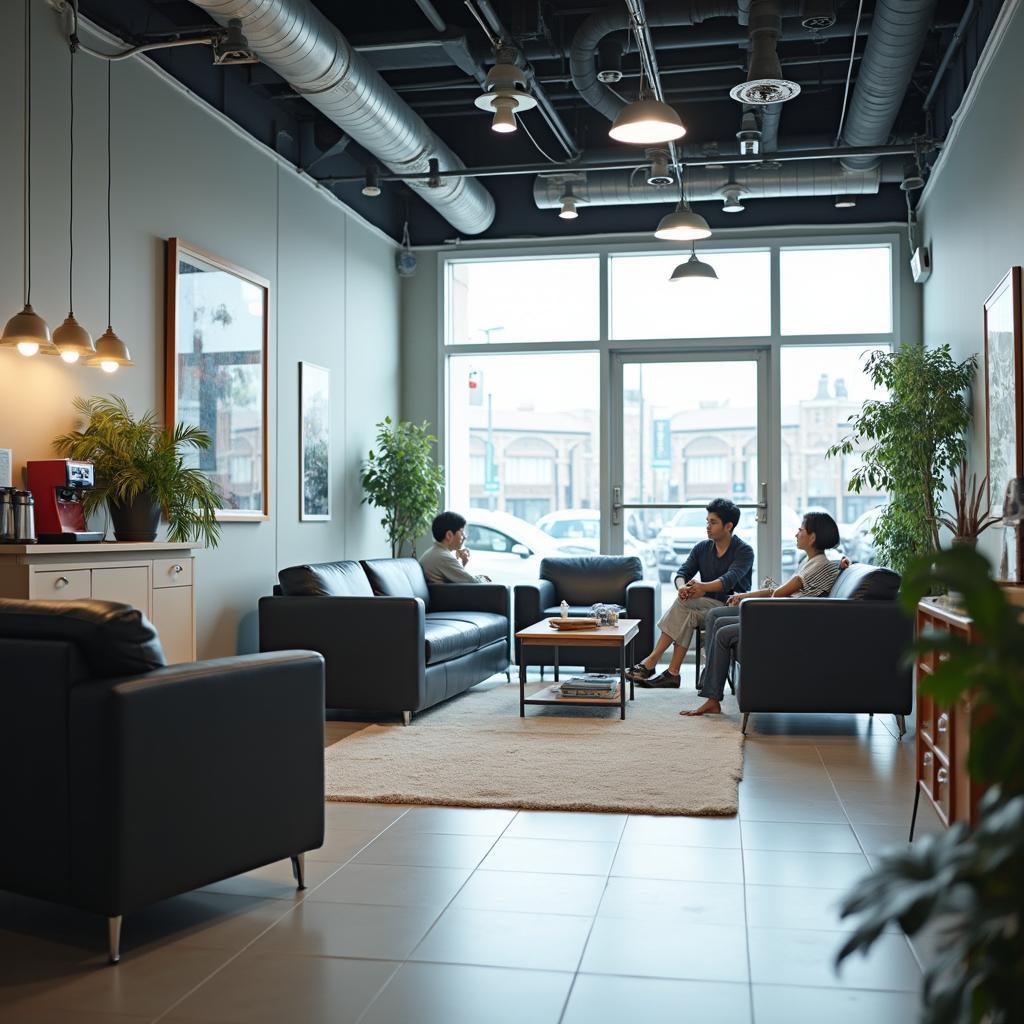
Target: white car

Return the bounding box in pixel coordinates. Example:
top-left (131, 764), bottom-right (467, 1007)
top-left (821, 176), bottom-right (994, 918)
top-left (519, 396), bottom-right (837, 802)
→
top-left (534, 508), bottom-right (657, 569)
top-left (463, 509), bottom-right (591, 586)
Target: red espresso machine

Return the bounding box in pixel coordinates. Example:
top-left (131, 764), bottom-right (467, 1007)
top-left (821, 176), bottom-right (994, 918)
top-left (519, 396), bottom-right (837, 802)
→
top-left (27, 459), bottom-right (105, 543)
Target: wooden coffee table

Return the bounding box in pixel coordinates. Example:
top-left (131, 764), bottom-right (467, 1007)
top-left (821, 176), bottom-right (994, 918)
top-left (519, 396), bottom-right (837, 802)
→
top-left (515, 618), bottom-right (640, 720)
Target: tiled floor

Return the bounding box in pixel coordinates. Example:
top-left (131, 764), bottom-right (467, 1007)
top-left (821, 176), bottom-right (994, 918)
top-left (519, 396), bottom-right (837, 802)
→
top-left (0, 674), bottom-right (943, 1024)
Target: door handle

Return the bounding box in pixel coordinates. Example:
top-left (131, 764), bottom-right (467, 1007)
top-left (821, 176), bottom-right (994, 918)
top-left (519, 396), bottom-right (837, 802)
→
top-left (756, 481), bottom-right (767, 524)
top-left (611, 485), bottom-right (622, 526)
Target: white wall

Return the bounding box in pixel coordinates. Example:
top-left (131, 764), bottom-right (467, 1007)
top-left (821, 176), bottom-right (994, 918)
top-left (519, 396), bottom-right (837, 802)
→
top-left (0, 1), bottom-right (400, 658)
top-left (918, 0), bottom-right (1024, 564)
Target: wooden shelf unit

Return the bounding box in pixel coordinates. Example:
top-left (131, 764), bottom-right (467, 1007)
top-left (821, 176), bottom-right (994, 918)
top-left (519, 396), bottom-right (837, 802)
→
top-left (0, 541), bottom-right (198, 665)
top-left (915, 597), bottom-right (982, 828)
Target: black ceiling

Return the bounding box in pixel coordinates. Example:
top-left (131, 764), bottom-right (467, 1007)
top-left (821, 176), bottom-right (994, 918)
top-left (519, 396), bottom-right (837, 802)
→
top-left (76, 0), bottom-right (991, 245)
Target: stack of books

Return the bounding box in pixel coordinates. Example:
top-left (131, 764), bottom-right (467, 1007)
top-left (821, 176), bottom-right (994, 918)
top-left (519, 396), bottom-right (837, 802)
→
top-left (554, 673), bottom-right (620, 699)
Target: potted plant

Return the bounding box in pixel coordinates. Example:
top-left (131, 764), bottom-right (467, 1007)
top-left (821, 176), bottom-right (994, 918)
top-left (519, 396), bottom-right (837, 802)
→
top-left (53, 395), bottom-right (221, 547)
top-left (826, 344), bottom-right (975, 576)
top-left (360, 417), bottom-right (444, 557)
top-left (937, 460), bottom-right (1001, 548)
top-left (835, 545), bottom-right (1024, 1023)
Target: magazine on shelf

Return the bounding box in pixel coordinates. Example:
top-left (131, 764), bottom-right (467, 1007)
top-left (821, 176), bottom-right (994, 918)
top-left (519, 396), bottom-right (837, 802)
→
top-left (558, 674), bottom-right (618, 692)
top-left (550, 684), bottom-right (621, 700)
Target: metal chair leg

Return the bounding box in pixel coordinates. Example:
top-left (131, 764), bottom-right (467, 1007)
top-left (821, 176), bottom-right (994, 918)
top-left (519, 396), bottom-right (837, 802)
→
top-left (909, 784), bottom-right (921, 842)
top-left (401, 710), bottom-right (412, 727)
top-left (291, 853), bottom-right (306, 890)
top-left (694, 628), bottom-right (702, 690)
top-left (895, 714), bottom-right (906, 740)
top-left (741, 712), bottom-right (750, 735)
top-left (108, 915), bottom-right (122, 965)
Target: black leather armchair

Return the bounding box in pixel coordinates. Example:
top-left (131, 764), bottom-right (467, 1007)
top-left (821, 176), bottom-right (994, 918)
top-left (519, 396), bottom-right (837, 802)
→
top-left (737, 563), bottom-right (913, 736)
top-left (0, 598), bottom-right (325, 964)
top-left (260, 558), bottom-right (510, 721)
top-left (514, 556), bottom-right (659, 669)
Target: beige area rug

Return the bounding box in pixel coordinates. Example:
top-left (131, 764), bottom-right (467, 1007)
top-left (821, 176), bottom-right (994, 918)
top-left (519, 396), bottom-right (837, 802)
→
top-left (323, 681), bottom-right (745, 816)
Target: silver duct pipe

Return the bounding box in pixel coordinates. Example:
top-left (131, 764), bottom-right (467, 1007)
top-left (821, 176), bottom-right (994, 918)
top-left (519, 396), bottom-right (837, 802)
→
top-left (533, 158), bottom-right (904, 207)
top-left (839, 0), bottom-right (939, 171)
top-left (186, 0), bottom-right (495, 234)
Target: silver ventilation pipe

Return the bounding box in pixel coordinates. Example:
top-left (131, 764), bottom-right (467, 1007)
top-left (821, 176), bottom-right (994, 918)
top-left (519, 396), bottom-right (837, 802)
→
top-left (839, 0), bottom-right (939, 171)
top-left (533, 158), bottom-right (904, 207)
top-left (186, 0), bottom-right (495, 234)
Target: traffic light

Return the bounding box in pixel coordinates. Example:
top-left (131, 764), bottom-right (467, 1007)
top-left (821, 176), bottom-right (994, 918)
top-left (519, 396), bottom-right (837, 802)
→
top-left (468, 368), bottom-right (483, 406)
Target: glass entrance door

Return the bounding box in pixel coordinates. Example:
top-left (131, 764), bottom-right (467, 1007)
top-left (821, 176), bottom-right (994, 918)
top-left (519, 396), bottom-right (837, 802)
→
top-left (609, 351), bottom-right (775, 613)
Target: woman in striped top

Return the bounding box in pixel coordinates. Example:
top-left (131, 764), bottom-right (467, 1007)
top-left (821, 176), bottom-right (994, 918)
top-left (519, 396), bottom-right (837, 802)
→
top-left (681, 512), bottom-right (846, 717)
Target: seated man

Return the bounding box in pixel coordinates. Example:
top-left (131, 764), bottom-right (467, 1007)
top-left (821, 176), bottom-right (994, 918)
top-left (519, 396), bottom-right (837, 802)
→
top-left (682, 511), bottom-right (847, 717)
top-left (626, 498), bottom-right (753, 689)
top-left (419, 510), bottom-right (491, 584)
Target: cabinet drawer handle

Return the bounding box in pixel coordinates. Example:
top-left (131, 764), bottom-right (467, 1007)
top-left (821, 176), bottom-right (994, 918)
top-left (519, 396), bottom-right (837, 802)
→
top-left (55, 576), bottom-right (70, 588)
top-left (922, 752), bottom-right (933, 768)
top-left (173, 564), bottom-right (184, 574)
top-left (937, 713), bottom-right (949, 734)
top-left (936, 767), bottom-right (949, 785)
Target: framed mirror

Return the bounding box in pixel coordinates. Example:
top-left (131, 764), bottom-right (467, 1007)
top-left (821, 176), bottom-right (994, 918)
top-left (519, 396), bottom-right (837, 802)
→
top-left (166, 238), bottom-right (269, 521)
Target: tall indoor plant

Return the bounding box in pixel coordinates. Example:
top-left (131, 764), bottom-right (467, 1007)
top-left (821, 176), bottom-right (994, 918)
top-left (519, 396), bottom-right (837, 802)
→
top-left (360, 417), bottom-right (445, 557)
top-left (826, 344), bottom-right (975, 576)
top-left (836, 546), bottom-right (1024, 1024)
top-left (53, 395), bottom-right (221, 547)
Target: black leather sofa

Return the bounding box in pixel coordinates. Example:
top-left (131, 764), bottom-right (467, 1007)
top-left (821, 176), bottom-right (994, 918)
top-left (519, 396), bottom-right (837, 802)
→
top-left (513, 555), bottom-right (659, 670)
top-left (259, 557), bottom-right (510, 722)
top-left (737, 562), bottom-right (914, 736)
top-left (0, 598), bottom-right (325, 963)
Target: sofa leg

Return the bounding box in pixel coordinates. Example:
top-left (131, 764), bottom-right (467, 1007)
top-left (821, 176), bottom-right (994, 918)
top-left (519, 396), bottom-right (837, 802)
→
top-left (108, 915), bottom-right (122, 965)
top-left (895, 714), bottom-right (907, 740)
top-left (290, 854), bottom-right (306, 890)
top-left (505, 668), bottom-right (511, 684)
top-left (741, 712), bottom-right (750, 735)
top-left (402, 710), bottom-right (412, 727)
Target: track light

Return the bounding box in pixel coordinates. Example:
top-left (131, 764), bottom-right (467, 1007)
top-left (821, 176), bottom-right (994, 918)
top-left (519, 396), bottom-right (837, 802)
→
top-left (670, 244), bottom-right (719, 285)
top-left (722, 187), bottom-right (745, 214)
top-left (361, 164), bottom-right (381, 197)
top-left (558, 186), bottom-right (578, 220)
top-left (654, 200), bottom-right (711, 241)
top-left (474, 60), bottom-right (536, 134)
top-left (609, 99), bottom-right (685, 145)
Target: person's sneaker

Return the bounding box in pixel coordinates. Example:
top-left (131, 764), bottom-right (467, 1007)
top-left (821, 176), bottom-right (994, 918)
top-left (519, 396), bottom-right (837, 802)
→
top-left (625, 663), bottom-right (655, 683)
top-left (646, 669), bottom-right (681, 688)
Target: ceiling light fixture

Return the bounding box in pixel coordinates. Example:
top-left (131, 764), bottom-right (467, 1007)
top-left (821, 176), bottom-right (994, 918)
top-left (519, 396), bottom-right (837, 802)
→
top-left (833, 195), bottom-right (857, 209)
top-left (721, 186), bottom-right (746, 214)
top-left (53, 35), bottom-right (95, 365)
top-left (729, 3), bottom-right (801, 106)
top-left (474, 58), bottom-right (536, 134)
top-left (361, 164), bottom-right (381, 197)
top-left (609, 98), bottom-right (685, 145)
top-left (86, 62), bottom-right (131, 373)
top-left (558, 186), bottom-right (579, 220)
top-left (670, 243), bottom-right (719, 285)
top-left (646, 149), bottom-right (674, 186)
top-left (654, 200), bottom-right (711, 241)
top-left (1, 0), bottom-right (55, 359)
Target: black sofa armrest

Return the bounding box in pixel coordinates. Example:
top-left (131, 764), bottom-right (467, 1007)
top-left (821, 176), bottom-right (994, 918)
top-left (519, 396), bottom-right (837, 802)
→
top-left (428, 583), bottom-right (510, 618)
top-left (259, 595), bottom-right (426, 712)
top-left (68, 651), bottom-right (326, 916)
top-left (738, 599), bottom-right (913, 714)
top-left (624, 580), bottom-right (659, 660)
top-left (513, 580), bottom-right (557, 632)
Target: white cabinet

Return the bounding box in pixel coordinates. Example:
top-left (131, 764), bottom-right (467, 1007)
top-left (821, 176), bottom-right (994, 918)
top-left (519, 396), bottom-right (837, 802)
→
top-left (0, 542), bottom-right (198, 664)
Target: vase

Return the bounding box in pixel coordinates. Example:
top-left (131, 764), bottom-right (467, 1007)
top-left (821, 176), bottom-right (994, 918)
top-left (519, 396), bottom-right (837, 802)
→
top-left (108, 492), bottom-right (160, 542)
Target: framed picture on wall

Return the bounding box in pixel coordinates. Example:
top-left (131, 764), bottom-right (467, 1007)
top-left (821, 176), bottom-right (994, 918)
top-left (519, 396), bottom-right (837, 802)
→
top-left (300, 362), bottom-right (330, 521)
top-left (166, 238), bottom-right (269, 521)
top-left (984, 266), bottom-right (1023, 580)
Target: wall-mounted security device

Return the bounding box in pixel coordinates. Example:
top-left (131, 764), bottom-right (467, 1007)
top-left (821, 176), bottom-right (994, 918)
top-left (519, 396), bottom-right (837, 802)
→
top-left (911, 246), bottom-right (932, 284)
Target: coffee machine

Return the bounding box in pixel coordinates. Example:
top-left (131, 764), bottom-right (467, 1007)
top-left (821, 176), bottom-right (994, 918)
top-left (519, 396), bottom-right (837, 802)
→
top-left (27, 459), bottom-right (105, 543)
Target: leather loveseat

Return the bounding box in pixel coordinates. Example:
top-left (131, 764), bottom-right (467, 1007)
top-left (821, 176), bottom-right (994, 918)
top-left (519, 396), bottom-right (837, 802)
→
top-left (513, 555), bottom-right (659, 670)
top-left (737, 562), bottom-right (914, 736)
top-left (0, 598), bottom-right (325, 963)
top-left (259, 557), bottom-right (510, 722)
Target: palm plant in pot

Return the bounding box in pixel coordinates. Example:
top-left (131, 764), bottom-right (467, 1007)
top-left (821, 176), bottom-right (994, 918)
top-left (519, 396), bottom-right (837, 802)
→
top-left (53, 396), bottom-right (221, 547)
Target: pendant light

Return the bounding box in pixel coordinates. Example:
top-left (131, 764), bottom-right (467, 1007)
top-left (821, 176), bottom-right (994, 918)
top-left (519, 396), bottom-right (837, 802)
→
top-left (53, 36), bottom-right (95, 364)
top-left (655, 165), bottom-right (711, 241)
top-left (608, 55), bottom-right (684, 145)
top-left (670, 243), bottom-right (719, 285)
top-left (87, 62), bottom-right (132, 372)
top-left (1, 0), bottom-right (56, 358)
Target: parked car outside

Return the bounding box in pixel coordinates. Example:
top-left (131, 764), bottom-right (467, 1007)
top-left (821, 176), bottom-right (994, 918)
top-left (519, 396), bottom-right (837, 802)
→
top-left (534, 508), bottom-right (657, 569)
top-left (843, 504), bottom-right (885, 564)
top-left (463, 508), bottom-right (591, 587)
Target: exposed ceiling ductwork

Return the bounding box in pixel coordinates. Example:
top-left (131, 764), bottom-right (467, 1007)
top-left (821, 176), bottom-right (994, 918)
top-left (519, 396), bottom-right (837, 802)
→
top-left (185, 0), bottom-right (495, 235)
top-left (839, 0), bottom-right (940, 170)
top-left (533, 158), bottom-right (905, 208)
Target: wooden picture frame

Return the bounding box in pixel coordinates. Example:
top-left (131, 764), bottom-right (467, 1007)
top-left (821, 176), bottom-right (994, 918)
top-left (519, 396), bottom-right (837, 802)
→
top-left (300, 362), bottom-right (330, 521)
top-left (165, 238), bottom-right (269, 521)
top-left (984, 266), bottom-right (1023, 580)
